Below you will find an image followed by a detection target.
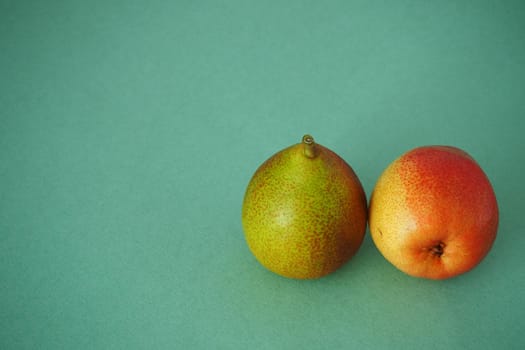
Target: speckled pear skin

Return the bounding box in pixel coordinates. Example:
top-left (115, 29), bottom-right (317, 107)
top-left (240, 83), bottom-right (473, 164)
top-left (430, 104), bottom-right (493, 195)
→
top-left (369, 146), bottom-right (499, 280)
top-left (242, 136), bottom-right (367, 279)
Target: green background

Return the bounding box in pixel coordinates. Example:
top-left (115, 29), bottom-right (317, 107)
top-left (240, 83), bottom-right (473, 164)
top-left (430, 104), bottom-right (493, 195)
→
top-left (2, 1), bottom-right (524, 349)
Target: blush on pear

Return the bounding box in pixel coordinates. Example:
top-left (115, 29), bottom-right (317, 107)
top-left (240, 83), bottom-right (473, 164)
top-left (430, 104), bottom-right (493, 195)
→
top-left (369, 146), bottom-right (499, 280)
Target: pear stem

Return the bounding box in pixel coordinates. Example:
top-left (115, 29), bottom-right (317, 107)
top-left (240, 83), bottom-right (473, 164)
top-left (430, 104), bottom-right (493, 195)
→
top-left (302, 134), bottom-right (317, 158)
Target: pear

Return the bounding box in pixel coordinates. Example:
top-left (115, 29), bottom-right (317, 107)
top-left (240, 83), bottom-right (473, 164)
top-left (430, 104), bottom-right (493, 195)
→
top-left (369, 146), bottom-right (499, 279)
top-left (242, 135), bottom-right (367, 279)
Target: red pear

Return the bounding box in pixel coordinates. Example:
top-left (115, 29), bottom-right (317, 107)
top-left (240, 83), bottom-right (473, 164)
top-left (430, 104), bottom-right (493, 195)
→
top-left (369, 146), bottom-right (499, 280)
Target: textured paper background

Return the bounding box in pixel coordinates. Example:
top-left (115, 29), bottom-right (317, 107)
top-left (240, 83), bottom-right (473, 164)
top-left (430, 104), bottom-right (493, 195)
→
top-left (2, 1), bottom-right (524, 348)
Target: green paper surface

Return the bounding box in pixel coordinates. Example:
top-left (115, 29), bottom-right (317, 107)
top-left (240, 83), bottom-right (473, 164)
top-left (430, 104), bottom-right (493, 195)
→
top-left (2, 1), bottom-right (524, 349)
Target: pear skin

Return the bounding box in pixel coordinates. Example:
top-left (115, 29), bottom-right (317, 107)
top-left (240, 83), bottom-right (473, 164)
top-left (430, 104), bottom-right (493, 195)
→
top-left (242, 135), bottom-right (367, 279)
top-left (369, 146), bottom-right (499, 280)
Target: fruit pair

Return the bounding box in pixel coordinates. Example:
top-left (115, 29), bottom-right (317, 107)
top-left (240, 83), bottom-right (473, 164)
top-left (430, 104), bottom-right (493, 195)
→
top-left (241, 135), bottom-right (498, 280)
